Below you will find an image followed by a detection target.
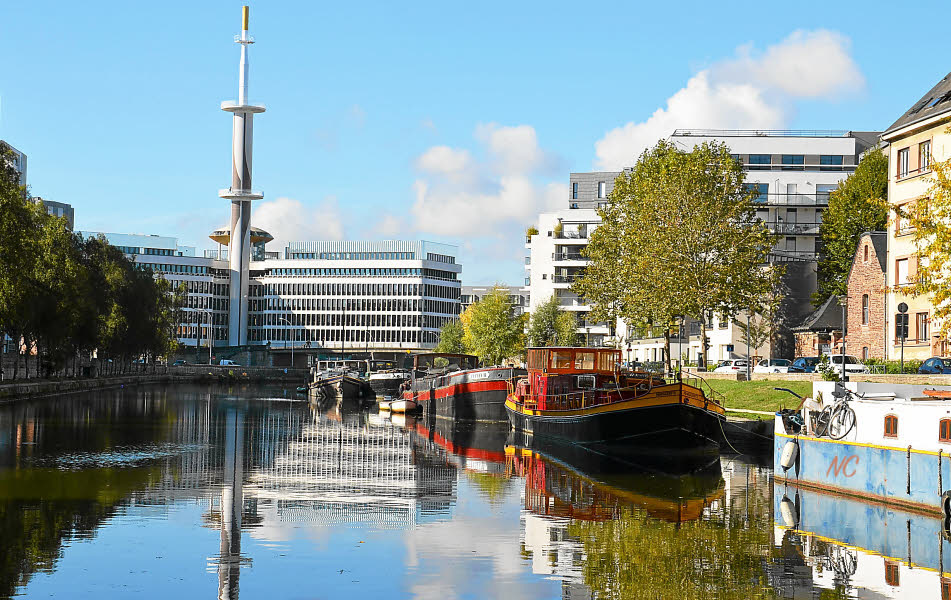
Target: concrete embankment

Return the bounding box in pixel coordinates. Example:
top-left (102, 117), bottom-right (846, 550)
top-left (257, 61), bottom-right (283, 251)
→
top-left (0, 365), bottom-right (310, 403)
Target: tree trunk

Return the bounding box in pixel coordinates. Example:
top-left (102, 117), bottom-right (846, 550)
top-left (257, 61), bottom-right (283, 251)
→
top-left (699, 317), bottom-right (709, 371)
top-left (663, 328), bottom-right (672, 376)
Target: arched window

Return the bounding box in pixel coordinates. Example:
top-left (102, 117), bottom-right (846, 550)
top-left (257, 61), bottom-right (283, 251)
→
top-left (862, 294), bottom-right (870, 324)
top-left (885, 415), bottom-right (899, 438)
top-left (864, 244), bottom-right (869, 262)
top-left (940, 419), bottom-right (951, 443)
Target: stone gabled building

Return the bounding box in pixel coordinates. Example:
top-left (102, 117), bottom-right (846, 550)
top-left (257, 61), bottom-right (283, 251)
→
top-left (792, 296), bottom-right (844, 358)
top-left (845, 232), bottom-right (887, 360)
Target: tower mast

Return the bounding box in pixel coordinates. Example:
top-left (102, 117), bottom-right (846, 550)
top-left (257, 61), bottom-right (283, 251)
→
top-left (219, 5), bottom-right (265, 346)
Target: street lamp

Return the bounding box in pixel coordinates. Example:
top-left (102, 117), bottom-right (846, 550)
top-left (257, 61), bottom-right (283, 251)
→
top-left (278, 316), bottom-right (294, 368)
top-left (837, 294), bottom-right (848, 382)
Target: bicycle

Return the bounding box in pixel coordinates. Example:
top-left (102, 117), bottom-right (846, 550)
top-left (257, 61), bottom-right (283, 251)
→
top-left (815, 383), bottom-right (860, 440)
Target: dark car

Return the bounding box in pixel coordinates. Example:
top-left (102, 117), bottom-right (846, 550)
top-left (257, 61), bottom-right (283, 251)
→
top-left (172, 359), bottom-right (188, 366)
top-left (788, 356), bottom-right (820, 373)
top-left (919, 357), bottom-right (951, 374)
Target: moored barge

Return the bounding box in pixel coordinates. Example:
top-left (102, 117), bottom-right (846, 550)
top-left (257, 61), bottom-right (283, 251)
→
top-left (403, 353), bottom-right (525, 423)
top-left (505, 347), bottom-right (725, 450)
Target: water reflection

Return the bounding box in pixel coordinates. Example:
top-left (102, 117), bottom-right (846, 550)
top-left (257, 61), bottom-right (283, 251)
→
top-left (3, 384), bottom-right (951, 599)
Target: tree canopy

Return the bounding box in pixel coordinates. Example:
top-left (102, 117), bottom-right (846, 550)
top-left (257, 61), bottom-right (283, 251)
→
top-left (0, 143), bottom-right (183, 379)
top-left (459, 286), bottom-right (525, 365)
top-left (814, 148), bottom-right (888, 304)
top-left (433, 319), bottom-right (466, 354)
top-left (527, 294), bottom-right (579, 347)
top-left (574, 140), bottom-right (779, 367)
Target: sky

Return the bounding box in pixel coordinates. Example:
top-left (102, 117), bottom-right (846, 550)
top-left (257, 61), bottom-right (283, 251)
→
top-left (1, 1), bottom-right (948, 284)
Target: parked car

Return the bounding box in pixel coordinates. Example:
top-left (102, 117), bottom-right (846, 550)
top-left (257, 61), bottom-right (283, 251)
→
top-left (172, 359), bottom-right (188, 366)
top-left (753, 358), bottom-right (792, 374)
top-left (919, 357), bottom-right (951, 375)
top-left (219, 359), bottom-right (239, 366)
top-left (826, 354), bottom-right (870, 374)
top-left (713, 359), bottom-right (749, 374)
top-left (788, 357), bottom-right (820, 373)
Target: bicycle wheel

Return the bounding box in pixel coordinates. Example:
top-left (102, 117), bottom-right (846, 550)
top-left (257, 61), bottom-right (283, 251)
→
top-left (828, 404), bottom-right (856, 440)
top-left (814, 406), bottom-right (834, 437)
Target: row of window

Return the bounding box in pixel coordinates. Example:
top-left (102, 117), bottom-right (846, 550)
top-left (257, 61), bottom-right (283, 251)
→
top-left (742, 182), bottom-right (840, 203)
top-left (570, 181), bottom-right (609, 200)
top-left (267, 267), bottom-right (423, 278)
top-left (734, 154), bottom-right (847, 171)
top-left (248, 327), bottom-right (424, 344)
top-left (248, 282), bottom-right (460, 300)
top-left (250, 313), bottom-right (426, 329)
top-left (896, 140), bottom-right (931, 179)
top-left (250, 298), bottom-right (423, 313)
top-left (426, 253), bottom-right (456, 264)
top-left (288, 251), bottom-right (417, 260)
top-left (142, 262), bottom-right (211, 275)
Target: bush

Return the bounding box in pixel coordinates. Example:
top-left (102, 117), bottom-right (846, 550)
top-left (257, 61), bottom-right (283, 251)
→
top-left (817, 355), bottom-right (840, 381)
top-left (863, 357), bottom-right (923, 374)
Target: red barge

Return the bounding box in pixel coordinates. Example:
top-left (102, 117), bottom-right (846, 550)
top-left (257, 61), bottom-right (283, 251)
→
top-left (506, 347), bottom-right (725, 450)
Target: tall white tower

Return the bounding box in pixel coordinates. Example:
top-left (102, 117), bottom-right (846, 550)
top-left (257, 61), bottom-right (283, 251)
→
top-left (220, 5), bottom-right (264, 346)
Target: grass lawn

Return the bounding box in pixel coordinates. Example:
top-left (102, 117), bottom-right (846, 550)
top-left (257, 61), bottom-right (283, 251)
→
top-left (700, 379), bottom-right (813, 419)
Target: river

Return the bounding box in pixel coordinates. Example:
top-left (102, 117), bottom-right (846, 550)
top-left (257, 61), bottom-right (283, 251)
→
top-left (0, 384), bottom-right (944, 599)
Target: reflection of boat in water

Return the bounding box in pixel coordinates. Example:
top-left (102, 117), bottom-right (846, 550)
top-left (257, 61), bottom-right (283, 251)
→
top-left (409, 415), bottom-right (509, 474)
top-left (506, 433), bottom-right (725, 523)
top-left (506, 347), bottom-right (725, 450)
top-left (771, 481), bottom-right (951, 599)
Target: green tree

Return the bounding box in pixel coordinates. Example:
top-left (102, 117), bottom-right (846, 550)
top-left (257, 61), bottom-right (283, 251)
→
top-left (462, 285), bottom-right (525, 365)
top-left (555, 310), bottom-right (579, 346)
top-left (575, 140), bottom-right (779, 369)
top-left (434, 319), bottom-right (466, 354)
top-left (814, 148), bottom-right (888, 304)
top-left (527, 295), bottom-right (560, 346)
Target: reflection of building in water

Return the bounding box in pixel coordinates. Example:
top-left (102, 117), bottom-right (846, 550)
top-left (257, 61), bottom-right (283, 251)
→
top-left (769, 484), bottom-right (951, 599)
top-left (243, 410), bottom-right (457, 529)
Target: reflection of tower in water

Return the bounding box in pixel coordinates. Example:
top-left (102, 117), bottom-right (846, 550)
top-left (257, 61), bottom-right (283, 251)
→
top-left (217, 407), bottom-right (244, 600)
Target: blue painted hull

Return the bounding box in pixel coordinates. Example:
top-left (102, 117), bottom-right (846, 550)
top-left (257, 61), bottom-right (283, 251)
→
top-left (774, 430), bottom-right (951, 514)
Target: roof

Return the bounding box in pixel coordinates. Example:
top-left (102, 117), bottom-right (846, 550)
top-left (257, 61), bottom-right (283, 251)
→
top-left (883, 71), bottom-right (951, 138)
top-left (792, 295), bottom-right (843, 333)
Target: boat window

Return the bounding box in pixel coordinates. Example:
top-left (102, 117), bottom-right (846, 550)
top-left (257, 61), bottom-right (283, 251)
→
top-left (574, 352), bottom-right (595, 370)
top-left (551, 351), bottom-right (573, 370)
top-left (884, 415), bottom-right (898, 438)
top-left (576, 375), bottom-right (596, 389)
top-left (884, 559), bottom-right (900, 586)
top-left (941, 419), bottom-right (951, 443)
top-left (597, 352), bottom-right (616, 372)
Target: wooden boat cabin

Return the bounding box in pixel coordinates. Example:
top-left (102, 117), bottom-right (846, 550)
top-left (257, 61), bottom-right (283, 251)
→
top-left (514, 347), bottom-right (664, 411)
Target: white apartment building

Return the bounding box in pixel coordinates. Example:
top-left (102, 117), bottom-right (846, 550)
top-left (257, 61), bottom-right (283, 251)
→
top-left (79, 232), bottom-right (461, 354)
top-left (461, 285), bottom-right (528, 316)
top-left (526, 130), bottom-right (878, 364)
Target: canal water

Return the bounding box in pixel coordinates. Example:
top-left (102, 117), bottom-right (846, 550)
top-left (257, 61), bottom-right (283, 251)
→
top-left (0, 384), bottom-right (947, 599)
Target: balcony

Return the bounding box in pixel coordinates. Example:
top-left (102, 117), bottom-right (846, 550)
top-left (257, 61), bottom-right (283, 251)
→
top-left (552, 251), bottom-right (587, 262)
top-left (755, 193), bottom-right (832, 206)
top-left (770, 221), bottom-right (821, 235)
top-left (767, 249), bottom-right (818, 263)
top-left (553, 274), bottom-right (580, 284)
top-left (555, 230), bottom-right (588, 240)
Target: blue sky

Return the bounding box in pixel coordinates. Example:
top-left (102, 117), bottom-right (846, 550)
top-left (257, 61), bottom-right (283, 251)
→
top-left (2, 1), bottom-right (948, 284)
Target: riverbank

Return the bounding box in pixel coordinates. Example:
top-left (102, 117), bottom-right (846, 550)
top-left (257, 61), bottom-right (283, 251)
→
top-left (703, 379), bottom-right (810, 419)
top-left (0, 365), bottom-right (310, 402)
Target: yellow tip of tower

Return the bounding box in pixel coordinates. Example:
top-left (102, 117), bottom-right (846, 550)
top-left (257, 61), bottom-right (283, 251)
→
top-left (242, 6), bottom-right (249, 31)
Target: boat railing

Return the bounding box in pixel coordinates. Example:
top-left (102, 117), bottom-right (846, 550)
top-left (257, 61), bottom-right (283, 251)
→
top-left (678, 372), bottom-right (724, 407)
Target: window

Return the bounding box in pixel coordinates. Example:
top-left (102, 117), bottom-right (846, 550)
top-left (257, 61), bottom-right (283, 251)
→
top-left (920, 140), bottom-right (932, 173)
top-left (885, 559), bottom-right (900, 586)
top-left (898, 148), bottom-right (910, 178)
top-left (816, 184), bottom-right (838, 204)
top-left (597, 181), bottom-right (606, 198)
top-left (862, 294), bottom-right (869, 324)
top-left (940, 419), bottom-right (951, 443)
top-left (820, 155), bottom-right (844, 171)
top-left (748, 154), bottom-right (771, 170)
top-left (863, 346), bottom-right (869, 360)
top-left (743, 183), bottom-right (769, 203)
top-left (572, 182), bottom-right (578, 199)
top-left (864, 245), bottom-right (869, 262)
top-left (884, 415), bottom-right (898, 438)
top-left (896, 258), bottom-right (909, 285)
top-left (917, 312), bottom-right (929, 341)
top-left (781, 155), bottom-right (804, 170)
top-left (785, 237), bottom-right (796, 251)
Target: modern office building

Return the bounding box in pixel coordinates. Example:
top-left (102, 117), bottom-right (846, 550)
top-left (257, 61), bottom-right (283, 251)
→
top-left (526, 129), bottom-right (879, 363)
top-left (882, 71), bottom-right (951, 359)
top-left (33, 198), bottom-right (75, 230)
top-left (460, 285), bottom-right (528, 316)
top-left (79, 231), bottom-right (461, 355)
top-left (0, 140), bottom-right (27, 187)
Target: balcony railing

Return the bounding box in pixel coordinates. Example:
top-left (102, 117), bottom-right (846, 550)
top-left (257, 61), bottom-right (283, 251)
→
top-left (755, 193), bottom-right (832, 206)
top-left (553, 252), bottom-right (587, 261)
top-left (767, 250), bottom-right (818, 263)
top-left (555, 230), bottom-right (588, 240)
top-left (553, 274), bottom-right (580, 283)
top-left (770, 221), bottom-right (821, 235)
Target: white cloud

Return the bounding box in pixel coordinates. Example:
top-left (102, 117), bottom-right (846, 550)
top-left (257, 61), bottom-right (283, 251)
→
top-left (594, 29), bottom-right (865, 170)
top-left (251, 196), bottom-right (344, 250)
top-left (415, 146), bottom-right (474, 181)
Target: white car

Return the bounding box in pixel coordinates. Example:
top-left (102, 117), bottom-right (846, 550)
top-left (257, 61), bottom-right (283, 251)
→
top-left (826, 354), bottom-right (870, 374)
top-left (713, 359), bottom-right (749, 374)
top-left (219, 359), bottom-right (239, 366)
top-left (753, 359), bottom-right (792, 374)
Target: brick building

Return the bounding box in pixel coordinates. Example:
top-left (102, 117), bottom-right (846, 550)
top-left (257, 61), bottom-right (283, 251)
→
top-left (845, 232), bottom-right (887, 360)
top-left (792, 296), bottom-right (845, 358)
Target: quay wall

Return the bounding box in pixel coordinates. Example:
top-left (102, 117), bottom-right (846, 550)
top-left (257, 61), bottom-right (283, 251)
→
top-left (0, 365), bottom-right (310, 403)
